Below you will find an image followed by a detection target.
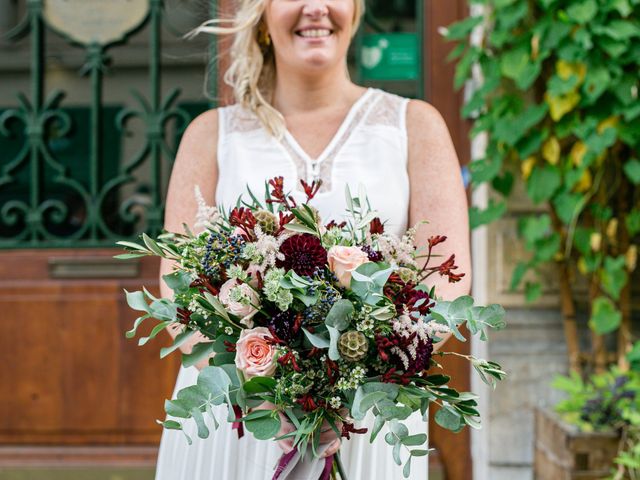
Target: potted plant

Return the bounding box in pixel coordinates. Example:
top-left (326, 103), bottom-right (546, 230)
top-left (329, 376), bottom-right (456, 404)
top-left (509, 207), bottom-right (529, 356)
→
top-left (443, 0), bottom-right (639, 477)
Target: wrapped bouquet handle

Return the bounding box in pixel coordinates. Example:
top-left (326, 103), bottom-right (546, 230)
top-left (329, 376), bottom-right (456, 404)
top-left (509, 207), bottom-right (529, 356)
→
top-left (272, 443), bottom-right (337, 480)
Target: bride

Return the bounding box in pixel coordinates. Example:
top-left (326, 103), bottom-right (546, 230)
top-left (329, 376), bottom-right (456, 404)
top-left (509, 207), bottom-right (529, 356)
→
top-left (155, 0), bottom-right (470, 478)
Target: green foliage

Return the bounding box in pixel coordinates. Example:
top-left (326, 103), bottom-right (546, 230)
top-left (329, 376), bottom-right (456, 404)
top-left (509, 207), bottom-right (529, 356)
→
top-left (554, 365), bottom-right (640, 479)
top-left (447, 0), bottom-right (640, 369)
top-left (430, 296), bottom-right (506, 344)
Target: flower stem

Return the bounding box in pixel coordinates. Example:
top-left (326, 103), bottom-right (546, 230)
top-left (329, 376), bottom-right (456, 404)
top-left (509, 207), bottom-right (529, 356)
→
top-left (335, 451), bottom-right (348, 480)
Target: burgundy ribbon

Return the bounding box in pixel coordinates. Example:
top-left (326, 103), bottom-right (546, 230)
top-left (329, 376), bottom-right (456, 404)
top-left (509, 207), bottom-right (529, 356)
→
top-left (271, 449), bottom-right (335, 480)
top-left (320, 454), bottom-right (334, 480)
top-left (272, 447), bottom-right (298, 480)
top-left (231, 405), bottom-right (244, 439)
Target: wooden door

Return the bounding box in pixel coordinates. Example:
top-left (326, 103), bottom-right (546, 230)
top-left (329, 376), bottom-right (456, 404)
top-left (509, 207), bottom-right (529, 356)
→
top-left (0, 249), bottom-right (180, 466)
top-left (424, 1), bottom-right (473, 479)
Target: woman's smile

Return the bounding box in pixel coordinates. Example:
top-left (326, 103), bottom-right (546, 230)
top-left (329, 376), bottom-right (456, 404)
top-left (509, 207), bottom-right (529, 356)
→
top-left (266, 0), bottom-right (354, 71)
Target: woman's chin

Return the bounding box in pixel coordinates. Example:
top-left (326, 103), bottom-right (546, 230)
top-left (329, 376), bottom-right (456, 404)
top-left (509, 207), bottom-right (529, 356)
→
top-left (295, 54), bottom-right (340, 73)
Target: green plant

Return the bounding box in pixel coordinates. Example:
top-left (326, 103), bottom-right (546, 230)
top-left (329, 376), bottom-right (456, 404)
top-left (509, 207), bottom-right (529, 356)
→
top-left (554, 364), bottom-right (640, 479)
top-left (445, 0), bottom-right (640, 374)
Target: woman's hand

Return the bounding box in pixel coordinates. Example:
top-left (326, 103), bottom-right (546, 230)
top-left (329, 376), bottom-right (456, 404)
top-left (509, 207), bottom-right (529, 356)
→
top-left (253, 402), bottom-right (342, 457)
top-left (318, 416), bottom-right (342, 457)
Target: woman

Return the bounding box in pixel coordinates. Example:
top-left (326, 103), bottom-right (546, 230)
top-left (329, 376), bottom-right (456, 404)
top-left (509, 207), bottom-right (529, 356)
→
top-left (156, 0), bottom-right (470, 478)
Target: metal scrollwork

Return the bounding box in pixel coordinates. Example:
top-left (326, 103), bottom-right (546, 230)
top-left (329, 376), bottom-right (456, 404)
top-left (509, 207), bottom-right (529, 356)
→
top-left (0, 0), bottom-right (217, 248)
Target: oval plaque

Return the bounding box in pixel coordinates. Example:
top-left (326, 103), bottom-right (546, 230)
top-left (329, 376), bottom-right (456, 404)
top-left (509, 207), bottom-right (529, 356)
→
top-left (44, 0), bottom-right (149, 47)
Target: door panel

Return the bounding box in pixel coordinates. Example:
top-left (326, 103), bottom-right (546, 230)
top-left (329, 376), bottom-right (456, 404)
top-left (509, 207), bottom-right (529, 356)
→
top-left (0, 250), bottom-right (180, 445)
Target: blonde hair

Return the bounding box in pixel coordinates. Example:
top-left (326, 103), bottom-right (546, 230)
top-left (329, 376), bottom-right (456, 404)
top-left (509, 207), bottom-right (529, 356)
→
top-left (191, 0), bottom-right (366, 138)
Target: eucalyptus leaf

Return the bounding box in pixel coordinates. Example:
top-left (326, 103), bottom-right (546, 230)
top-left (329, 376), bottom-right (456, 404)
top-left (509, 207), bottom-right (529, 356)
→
top-left (138, 321), bottom-right (172, 346)
top-left (325, 299), bottom-right (354, 331)
top-left (197, 366), bottom-right (232, 406)
top-left (160, 420), bottom-right (183, 430)
top-left (163, 271), bottom-right (194, 292)
top-left (435, 406), bottom-right (465, 432)
top-left (302, 328), bottom-right (330, 348)
top-left (403, 458), bottom-right (412, 478)
top-left (393, 442), bottom-right (402, 466)
top-left (245, 413), bottom-right (281, 440)
top-left (182, 342), bottom-right (216, 368)
top-left (165, 399), bottom-right (191, 418)
top-left (327, 325), bottom-right (342, 361)
top-left (160, 329), bottom-right (196, 359)
top-left (190, 406), bottom-right (210, 439)
top-left (125, 290), bottom-right (150, 312)
top-left (370, 415), bottom-right (386, 443)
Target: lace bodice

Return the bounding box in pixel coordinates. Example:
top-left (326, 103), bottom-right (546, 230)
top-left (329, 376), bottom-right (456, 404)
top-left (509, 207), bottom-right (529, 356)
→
top-left (216, 88), bottom-right (411, 237)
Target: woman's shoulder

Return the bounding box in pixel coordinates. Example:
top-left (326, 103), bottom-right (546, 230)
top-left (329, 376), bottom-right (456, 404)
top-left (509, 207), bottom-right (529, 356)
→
top-left (172, 108), bottom-right (219, 173)
top-left (184, 108), bottom-right (219, 140)
top-left (405, 98), bottom-right (451, 142)
top-left (406, 98), bottom-right (447, 128)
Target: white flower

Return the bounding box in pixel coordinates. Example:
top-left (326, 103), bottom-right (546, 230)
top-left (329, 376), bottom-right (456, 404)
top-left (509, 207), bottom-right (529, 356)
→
top-left (390, 314), bottom-right (435, 364)
top-left (374, 225), bottom-right (419, 267)
top-left (194, 185), bottom-right (220, 228)
top-left (244, 226), bottom-right (292, 274)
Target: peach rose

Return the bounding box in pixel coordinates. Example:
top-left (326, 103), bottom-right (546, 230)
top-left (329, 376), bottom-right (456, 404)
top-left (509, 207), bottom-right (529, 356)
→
top-left (218, 279), bottom-right (260, 328)
top-left (327, 246), bottom-right (370, 288)
top-left (235, 327), bottom-right (277, 378)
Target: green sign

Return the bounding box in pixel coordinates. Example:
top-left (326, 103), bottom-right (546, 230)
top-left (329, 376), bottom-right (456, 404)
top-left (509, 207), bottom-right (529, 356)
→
top-left (359, 33), bottom-right (419, 81)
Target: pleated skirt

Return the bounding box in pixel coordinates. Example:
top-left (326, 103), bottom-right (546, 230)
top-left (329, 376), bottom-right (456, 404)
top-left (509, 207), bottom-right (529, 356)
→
top-left (155, 366), bottom-right (428, 480)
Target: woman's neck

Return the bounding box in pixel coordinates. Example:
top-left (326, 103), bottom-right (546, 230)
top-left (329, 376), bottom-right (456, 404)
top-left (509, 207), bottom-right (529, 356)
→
top-left (271, 64), bottom-right (362, 116)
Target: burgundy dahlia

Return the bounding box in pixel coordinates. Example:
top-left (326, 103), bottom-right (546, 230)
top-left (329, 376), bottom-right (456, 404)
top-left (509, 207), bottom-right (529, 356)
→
top-left (276, 234), bottom-right (327, 276)
top-left (268, 310), bottom-right (297, 343)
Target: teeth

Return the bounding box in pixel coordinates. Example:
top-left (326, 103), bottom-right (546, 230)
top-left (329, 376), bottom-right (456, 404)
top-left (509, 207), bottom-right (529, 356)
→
top-left (298, 29), bottom-right (331, 38)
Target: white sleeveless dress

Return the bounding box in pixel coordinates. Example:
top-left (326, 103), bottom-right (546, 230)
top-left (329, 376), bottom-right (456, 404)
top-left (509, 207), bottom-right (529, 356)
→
top-left (155, 88), bottom-right (429, 480)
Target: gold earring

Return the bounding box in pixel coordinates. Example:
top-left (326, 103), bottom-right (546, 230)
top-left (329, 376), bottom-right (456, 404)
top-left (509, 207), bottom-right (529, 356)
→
top-left (259, 25), bottom-right (271, 46)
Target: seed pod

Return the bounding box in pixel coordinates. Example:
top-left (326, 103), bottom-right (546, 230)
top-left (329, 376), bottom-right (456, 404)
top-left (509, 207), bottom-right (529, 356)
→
top-left (338, 331), bottom-right (368, 362)
top-left (254, 209), bottom-right (278, 234)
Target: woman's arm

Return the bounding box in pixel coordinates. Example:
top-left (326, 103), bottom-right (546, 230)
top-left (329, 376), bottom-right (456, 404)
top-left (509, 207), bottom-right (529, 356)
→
top-left (406, 100), bottom-right (472, 352)
top-left (160, 109), bottom-right (219, 368)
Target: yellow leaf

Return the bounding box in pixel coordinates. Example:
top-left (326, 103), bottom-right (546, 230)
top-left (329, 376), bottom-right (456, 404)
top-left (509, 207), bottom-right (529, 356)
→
top-left (626, 246), bottom-right (638, 272)
top-left (542, 137), bottom-right (561, 165)
top-left (578, 257), bottom-right (588, 275)
top-left (521, 157), bottom-right (537, 180)
top-left (569, 142), bottom-right (587, 166)
top-left (531, 35), bottom-right (540, 60)
top-left (545, 91), bottom-right (581, 122)
top-left (574, 169), bottom-right (593, 192)
top-left (590, 232), bottom-right (602, 252)
top-left (597, 116), bottom-right (619, 134)
top-left (606, 218), bottom-right (618, 241)
top-left (556, 60), bottom-right (587, 83)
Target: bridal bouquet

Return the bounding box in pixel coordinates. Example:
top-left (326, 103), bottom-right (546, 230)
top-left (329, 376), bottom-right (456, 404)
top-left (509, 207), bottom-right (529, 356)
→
top-left (118, 177), bottom-right (506, 479)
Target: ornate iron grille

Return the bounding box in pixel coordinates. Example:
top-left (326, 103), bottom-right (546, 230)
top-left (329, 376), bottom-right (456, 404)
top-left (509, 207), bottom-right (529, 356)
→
top-left (0, 0), bottom-right (218, 248)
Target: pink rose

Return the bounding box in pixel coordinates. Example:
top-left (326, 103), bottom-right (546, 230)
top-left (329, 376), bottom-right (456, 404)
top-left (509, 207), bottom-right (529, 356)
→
top-left (327, 246), bottom-right (370, 288)
top-left (218, 279), bottom-right (260, 327)
top-left (235, 327), bottom-right (277, 378)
